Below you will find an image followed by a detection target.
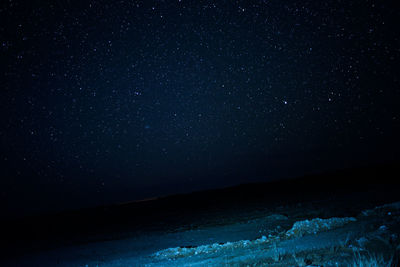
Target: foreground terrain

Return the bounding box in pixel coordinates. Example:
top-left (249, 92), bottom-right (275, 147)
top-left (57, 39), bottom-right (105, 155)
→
top-left (1, 163), bottom-right (400, 266)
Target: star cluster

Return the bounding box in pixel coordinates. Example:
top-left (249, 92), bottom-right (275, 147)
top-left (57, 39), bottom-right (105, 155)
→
top-left (1, 0), bottom-right (399, 215)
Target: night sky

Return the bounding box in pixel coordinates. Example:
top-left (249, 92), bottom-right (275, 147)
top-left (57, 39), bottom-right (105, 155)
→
top-left (1, 0), bottom-right (399, 218)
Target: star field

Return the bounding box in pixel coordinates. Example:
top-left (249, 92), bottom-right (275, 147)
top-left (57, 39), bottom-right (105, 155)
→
top-left (1, 0), bottom-right (399, 216)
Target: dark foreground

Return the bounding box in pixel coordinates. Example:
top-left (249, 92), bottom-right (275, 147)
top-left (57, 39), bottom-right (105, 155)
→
top-left (1, 162), bottom-right (400, 266)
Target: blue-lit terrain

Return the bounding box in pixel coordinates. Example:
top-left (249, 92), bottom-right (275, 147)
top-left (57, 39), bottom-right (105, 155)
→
top-left (2, 164), bottom-right (400, 266)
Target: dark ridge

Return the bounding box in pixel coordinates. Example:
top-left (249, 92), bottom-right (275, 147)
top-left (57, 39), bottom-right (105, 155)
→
top-left (1, 161), bottom-right (399, 259)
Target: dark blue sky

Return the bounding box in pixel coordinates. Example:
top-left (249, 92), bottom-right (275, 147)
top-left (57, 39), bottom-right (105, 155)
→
top-left (1, 0), bottom-right (399, 218)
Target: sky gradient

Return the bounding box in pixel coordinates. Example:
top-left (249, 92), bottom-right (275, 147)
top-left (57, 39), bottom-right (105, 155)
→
top-left (1, 0), bottom-right (399, 218)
